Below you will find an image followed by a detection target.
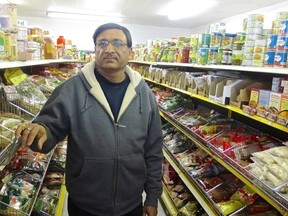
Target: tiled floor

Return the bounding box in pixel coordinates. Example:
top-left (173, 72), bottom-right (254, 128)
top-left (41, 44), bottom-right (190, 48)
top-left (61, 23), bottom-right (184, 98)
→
top-left (62, 193), bottom-right (167, 216)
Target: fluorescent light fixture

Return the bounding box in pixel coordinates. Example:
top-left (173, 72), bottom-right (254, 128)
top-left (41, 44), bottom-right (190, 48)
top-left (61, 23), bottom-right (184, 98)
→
top-left (0, 0), bottom-right (24, 4)
top-left (159, 0), bottom-right (218, 20)
top-left (47, 7), bottom-right (122, 17)
top-left (46, 11), bottom-right (123, 23)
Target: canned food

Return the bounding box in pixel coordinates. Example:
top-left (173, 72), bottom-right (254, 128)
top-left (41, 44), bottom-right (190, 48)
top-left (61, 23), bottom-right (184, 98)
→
top-left (242, 46), bottom-right (254, 54)
top-left (247, 21), bottom-right (264, 28)
top-left (244, 40), bottom-right (255, 47)
top-left (279, 20), bottom-right (288, 35)
top-left (242, 53), bottom-right (253, 60)
top-left (246, 27), bottom-right (263, 35)
top-left (248, 14), bottom-right (264, 22)
top-left (254, 39), bottom-right (267, 46)
top-left (277, 12), bottom-right (288, 20)
top-left (276, 35), bottom-right (288, 50)
top-left (264, 50), bottom-right (276, 66)
top-left (253, 46), bottom-right (266, 53)
top-left (267, 34), bottom-right (278, 50)
top-left (245, 34), bottom-right (263, 41)
top-left (253, 53), bottom-right (265, 61)
top-left (274, 51), bottom-right (288, 67)
top-left (252, 59), bottom-right (264, 67)
top-left (241, 59), bottom-right (252, 66)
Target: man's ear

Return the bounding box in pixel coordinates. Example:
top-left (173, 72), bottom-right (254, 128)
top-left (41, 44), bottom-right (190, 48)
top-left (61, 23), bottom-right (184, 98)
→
top-left (128, 48), bottom-right (132, 60)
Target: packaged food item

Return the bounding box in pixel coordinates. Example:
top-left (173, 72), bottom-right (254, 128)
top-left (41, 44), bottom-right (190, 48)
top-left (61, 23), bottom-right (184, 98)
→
top-left (210, 32), bottom-right (222, 48)
top-left (198, 48), bottom-right (209, 65)
top-left (208, 48), bottom-right (218, 64)
top-left (221, 33), bottom-right (236, 49)
top-left (217, 200), bottom-right (245, 215)
top-left (220, 49), bottom-right (232, 65)
top-left (197, 176), bottom-right (223, 190)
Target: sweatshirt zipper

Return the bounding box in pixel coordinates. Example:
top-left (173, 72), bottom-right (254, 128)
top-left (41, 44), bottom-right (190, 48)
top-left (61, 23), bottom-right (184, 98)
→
top-left (112, 122), bottom-right (126, 214)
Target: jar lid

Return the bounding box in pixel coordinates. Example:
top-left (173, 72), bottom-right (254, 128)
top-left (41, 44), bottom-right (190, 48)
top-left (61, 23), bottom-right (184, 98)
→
top-left (209, 48), bottom-right (219, 52)
top-left (224, 33), bottom-right (237, 37)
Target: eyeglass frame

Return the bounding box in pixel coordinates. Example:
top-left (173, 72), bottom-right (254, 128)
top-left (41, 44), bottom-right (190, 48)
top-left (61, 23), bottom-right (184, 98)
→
top-left (95, 39), bottom-right (128, 49)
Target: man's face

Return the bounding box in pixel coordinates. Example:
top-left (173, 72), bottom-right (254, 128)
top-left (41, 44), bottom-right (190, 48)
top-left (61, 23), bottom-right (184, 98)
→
top-left (94, 29), bottom-right (131, 72)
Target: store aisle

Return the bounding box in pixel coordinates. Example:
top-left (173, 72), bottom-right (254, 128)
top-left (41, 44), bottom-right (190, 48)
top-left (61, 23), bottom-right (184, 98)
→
top-left (62, 193), bottom-right (167, 216)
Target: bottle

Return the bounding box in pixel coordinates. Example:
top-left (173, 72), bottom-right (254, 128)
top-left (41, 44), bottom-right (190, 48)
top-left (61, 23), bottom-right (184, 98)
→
top-left (43, 36), bottom-right (56, 59)
top-left (0, 30), bottom-right (6, 60)
top-left (57, 36), bottom-right (65, 58)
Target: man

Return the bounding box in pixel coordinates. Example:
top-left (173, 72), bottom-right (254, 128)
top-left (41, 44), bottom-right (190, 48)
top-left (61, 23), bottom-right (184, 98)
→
top-left (15, 23), bottom-right (163, 216)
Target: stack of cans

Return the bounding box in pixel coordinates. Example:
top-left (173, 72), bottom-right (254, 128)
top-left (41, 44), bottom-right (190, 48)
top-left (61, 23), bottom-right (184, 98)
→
top-left (265, 11), bottom-right (288, 67)
top-left (241, 14), bottom-right (266, 66)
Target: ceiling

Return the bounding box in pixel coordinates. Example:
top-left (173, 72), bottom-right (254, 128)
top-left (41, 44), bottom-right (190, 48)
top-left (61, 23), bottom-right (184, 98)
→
top-left (14, 0), bottom-right (287, 29)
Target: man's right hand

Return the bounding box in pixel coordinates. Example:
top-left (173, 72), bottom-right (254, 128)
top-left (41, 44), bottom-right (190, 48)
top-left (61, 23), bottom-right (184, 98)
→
top-left (15, 123), bottom-right (47, 151)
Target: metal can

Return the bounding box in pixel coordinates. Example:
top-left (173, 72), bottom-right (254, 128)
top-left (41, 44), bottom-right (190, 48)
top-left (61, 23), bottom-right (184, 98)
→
top-left (276, 35), bottom-right (288, 50)
top-left (274, 51), bottom-right (287, 67)
top-left (278, 20), bottom-right (288, 35)
top-left (267, 34), bottom-right (278, 50)
top-left (264, 50), bottom-right (276, 66)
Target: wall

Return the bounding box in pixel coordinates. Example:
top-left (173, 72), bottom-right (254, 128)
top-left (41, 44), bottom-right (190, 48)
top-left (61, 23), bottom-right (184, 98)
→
top-left (19, 16), bottom-right (192, 51)
top-left (191, 1), bottom-right (288, 33)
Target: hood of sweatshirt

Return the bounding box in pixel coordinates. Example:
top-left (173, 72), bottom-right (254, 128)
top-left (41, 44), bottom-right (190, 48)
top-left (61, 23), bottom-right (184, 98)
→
top-left (80, 60), bottom-right (144, 121)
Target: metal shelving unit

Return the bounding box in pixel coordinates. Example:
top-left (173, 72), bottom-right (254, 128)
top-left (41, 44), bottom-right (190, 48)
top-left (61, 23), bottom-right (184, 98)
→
top-left (130, 61), bottom-right (288, 216)
top-left (0, 59), bottom-right (76, 215)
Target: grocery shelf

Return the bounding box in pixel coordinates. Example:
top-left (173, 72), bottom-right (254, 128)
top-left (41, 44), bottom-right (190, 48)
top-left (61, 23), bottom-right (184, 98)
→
top-left (0, 59), bottom-right (85, 69)
top-left (143, 77), bottom-right (288, 135)
top-left (160, 110), bottom-right (288, 215)
top-left (55, 183), bottom-right (67, 216)
top-left (228, 105), bottom-right (288, 133)
top-left (160, 182), bottom-right (178, 216)
top-left (163, 148), bottom-right (220, 216)
top-left (130, 60), bottom-right (288, 75)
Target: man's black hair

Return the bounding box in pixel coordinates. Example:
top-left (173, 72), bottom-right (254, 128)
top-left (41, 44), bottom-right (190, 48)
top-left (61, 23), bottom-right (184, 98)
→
top-left (93, 23), bottom-right (132, 48)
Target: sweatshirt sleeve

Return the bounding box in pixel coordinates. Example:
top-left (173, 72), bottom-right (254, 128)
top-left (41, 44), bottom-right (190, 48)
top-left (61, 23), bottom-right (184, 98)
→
top-left (143, 91), bottom-right (164, 207)
top-left (30, 85), bottom-right (69, 154)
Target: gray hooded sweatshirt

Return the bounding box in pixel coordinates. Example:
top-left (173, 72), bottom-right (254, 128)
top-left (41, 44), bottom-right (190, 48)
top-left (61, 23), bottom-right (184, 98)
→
top-left (31, 61), bottom-right (164, 215)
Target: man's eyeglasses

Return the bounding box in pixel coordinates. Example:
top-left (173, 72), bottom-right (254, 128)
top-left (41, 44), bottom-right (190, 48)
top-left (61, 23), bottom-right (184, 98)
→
top-left (96, 39), bottom-right (127, 49)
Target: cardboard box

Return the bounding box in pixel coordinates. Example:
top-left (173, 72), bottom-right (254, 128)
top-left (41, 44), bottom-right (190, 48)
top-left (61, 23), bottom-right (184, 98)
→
top-left (0, 4), bottom-right (17, 33)
top-left (17, 52), bottom-right (32, 61)
top-left (215, 79), bottom-right (244, 105)
top-left (269, 92), bottom-right (282, 113)
top-left (272, 77), bottom-right (288, 93)
top-left (256, 90), bottom-right (270, 118)
top-left (209, 77), bottom-right (226, 102)
top-left (277, 94), bottom-right (288, 126)
top-left (195, 75), bottom-right (209, 97)
top-left (187, 77), bottom-right (197, 94)
top-left (229, 80), bottom-right (255, 108)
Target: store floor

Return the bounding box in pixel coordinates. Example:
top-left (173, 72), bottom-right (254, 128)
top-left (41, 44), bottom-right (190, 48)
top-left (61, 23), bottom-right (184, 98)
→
top-left (62, 193), bottom-right (167, 216)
